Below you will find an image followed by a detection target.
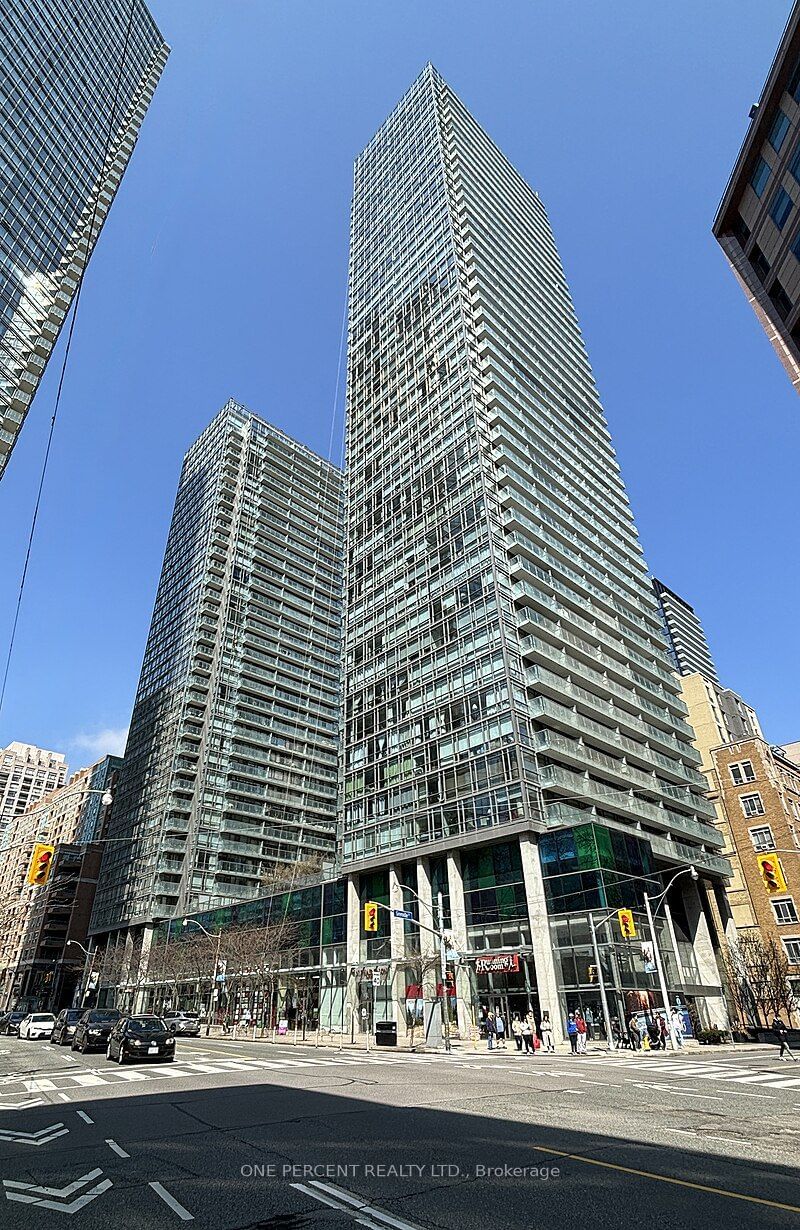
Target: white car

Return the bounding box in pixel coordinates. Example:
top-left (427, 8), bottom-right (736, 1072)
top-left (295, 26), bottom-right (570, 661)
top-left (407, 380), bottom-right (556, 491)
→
top-left (19, 1013), bottom-right (56, 1040)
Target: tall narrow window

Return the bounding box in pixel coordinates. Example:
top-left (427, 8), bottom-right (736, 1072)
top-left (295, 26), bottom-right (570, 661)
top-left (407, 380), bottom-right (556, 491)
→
top-left (770, 110), bottom-right (791, 152)
top-left (770, 186), bottom-right (794, 230)
top-left (751, 156), bottom-right (771, 197)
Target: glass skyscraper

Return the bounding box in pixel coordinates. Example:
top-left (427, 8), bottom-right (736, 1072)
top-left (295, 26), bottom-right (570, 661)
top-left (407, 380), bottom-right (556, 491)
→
top-left (340, 66), bottom-right (730, 1035)
top-left (0, 0), bottom-right (168, 478)
top-left (90, 402), bottom-right (344, 942)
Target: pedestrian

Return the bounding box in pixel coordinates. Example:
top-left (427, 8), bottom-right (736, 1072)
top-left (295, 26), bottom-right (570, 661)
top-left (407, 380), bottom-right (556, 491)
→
top-left (671, 1008), bottom-right (685, 1048)
top-left (485, 1010), bottom-right (496, 1051)
top-left (540, 1011), bottom-right (554, 1052)
top-left (584, 1006), bottom-right (594, 1042)
top-left (566, 1012), bottom-right (579, 1054)
top-left (628, 1013), bottom-right (640, 1050)
top-left (646, 1014), bottom-right (660, 1051)
top-left (611, 1016), bottom-right (622, 1050)
top-left (521, 1015), bottom-right (534, 1054)
top-left (511, 1013), bottom-right (523, 1052)
top-left (575, 1009), bottom-right (587, 1053)
top-left (495, 1009), bottom-right (507, 1049)
top-left (658, 1014), bottom-right (670, 1050)
top-left (772, 1015), bottom-right (797, 1062)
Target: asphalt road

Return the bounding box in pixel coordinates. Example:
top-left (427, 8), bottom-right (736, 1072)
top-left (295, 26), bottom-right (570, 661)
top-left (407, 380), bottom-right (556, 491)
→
top-left (0, 1033), bottom-right (798, 1229)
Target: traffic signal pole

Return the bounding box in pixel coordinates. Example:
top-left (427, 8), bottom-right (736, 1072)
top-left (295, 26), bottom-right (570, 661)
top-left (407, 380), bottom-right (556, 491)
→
top-left (644, 891), bottom-right (677, 1051)
top-left (588, 912), bottom-right (614, 1051)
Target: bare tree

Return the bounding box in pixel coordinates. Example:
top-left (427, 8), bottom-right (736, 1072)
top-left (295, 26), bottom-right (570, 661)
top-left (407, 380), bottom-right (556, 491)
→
top-left (723, 933), bottom-right (797, 1028)
top-left (396, 953), bottom-right (440, 1046)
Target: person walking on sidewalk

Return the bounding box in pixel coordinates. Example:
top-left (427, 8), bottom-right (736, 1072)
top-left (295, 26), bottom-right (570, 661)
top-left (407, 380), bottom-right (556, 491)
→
top-left (540, 1011), bottom-right (554, 1052)
top-left (566, 1012), bottom-right (579, 1054)
top-left (511, 1013), bottom-right (523, 1052)
top-left (485, 1010), bottom-right (496, 1051)
top-left (575, 1009), bottom-right (587, 1053)
top-left (671, 1008), bottom-right (685, 1048)
top-left (628, 1013), bottom-right (641, 1050)
top-left (495, 1009), bottom-right (507, 1049)
top-left (773, 1015), bottom-right (797, 1061)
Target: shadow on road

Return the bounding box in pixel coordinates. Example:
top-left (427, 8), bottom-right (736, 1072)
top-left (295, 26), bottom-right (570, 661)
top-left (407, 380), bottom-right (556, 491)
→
top-left (0, 1078), bottom-right (798, 1228)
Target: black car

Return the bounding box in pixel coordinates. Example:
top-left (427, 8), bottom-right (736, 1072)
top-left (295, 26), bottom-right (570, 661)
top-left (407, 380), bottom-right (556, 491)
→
top-left (71, 1008), bottom-right (121, 1052)
top-left (0, 1011), bottom-right (26, 1036)
top-left (51, 1008), bottom-right (84, 1046)
top-left (106, 1015), bottom-right (176, 1064)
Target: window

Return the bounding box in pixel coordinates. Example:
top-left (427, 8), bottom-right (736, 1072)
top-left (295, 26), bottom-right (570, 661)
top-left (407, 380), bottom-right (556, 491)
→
top-left (782, 938), bottom-right (800, 964)
top-left (790, 146), bottom-right (800, 186)
top-left (772, 898), bottom-right (799, 924)
top-left (733, 214), bottom-right (751, 247)
top-left (789, 59), bottom-right (800, 103)
top-left (740, 792), bottom-right (765, 818)
top-left (750, 244), bottom-right (771, 281)
top-left (769, 279), bottom-right (793, 321)
top-left (769, 109), bottom-right (791, 152)
top-left (770, 186), bottom-right (794, 230)
top-left (749, 824), bottom-right (775, 851)
top-left (730, 760), bottom-right (756, 785)
top-left (751, 157), bottom-right (771, 197)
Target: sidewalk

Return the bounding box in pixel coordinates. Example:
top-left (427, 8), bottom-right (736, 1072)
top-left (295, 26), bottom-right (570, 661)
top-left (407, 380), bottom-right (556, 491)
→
top-left (201, 1027), bottom-right (776, 1058)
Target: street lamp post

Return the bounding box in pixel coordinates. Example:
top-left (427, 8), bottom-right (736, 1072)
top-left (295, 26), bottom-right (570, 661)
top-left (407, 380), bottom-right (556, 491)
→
top-left (397, 881), bottom-right (452, 1053)
top-left (182, 919), bottom-right (222, 1036)
top-left (588, 910), bottom-right (618, 1050)
top-left (66, 939), bottom-right (95, 1008)
top-left (643, 866), bottom-right (699, 1051)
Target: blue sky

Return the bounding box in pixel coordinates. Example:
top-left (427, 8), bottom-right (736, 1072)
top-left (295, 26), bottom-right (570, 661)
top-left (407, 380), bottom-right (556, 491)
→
top-left (0, 0), bottom-right (798, 769)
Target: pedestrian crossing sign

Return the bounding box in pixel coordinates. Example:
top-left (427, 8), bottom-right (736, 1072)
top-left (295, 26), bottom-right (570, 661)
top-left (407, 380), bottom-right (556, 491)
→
top-left (617, 909), bottom-right (636, 939)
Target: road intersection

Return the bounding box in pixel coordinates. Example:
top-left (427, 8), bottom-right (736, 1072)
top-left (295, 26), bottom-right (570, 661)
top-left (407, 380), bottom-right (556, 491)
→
top-left (0, 1034), bottom-right (797, 1228)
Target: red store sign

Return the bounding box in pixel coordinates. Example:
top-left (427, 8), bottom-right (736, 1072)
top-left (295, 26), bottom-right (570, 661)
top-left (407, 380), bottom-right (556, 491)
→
top-left (475, 953), bottom-right (520, 975)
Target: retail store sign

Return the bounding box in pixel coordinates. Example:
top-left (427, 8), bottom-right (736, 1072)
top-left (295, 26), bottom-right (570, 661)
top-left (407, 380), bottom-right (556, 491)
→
top-left (475, 953), bottom-right (519, 975)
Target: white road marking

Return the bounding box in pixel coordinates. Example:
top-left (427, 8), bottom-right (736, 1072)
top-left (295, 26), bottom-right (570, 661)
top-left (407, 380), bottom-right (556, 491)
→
top-left (3, 1168), bottom-right (112, 1213)
top-left (76, 1110), bottom-right (93, 1123)
top-left (149, 1181), bottom-right (194, 1220)
top-left (71, 1073), bottom-right (105, 1087)
top-left (0, 1123), bottom-right (68, 1145)
top-left (303, 1178), bottom-right (425, 1230)
top-left (105, 1139), bottom-right (130, 1158)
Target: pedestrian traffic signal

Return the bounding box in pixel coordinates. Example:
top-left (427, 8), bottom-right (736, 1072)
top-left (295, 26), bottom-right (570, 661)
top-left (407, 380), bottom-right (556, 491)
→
top-left (588, 964), bottom-right (598, 983)
top-left (26, 843), bottom-right (55, 887)
top-left (617, 908), bottom-right (636, 939)
top-left (363, 901), bottom-right (379, 932)
top-left (757, 854), bottom-right (787, 894)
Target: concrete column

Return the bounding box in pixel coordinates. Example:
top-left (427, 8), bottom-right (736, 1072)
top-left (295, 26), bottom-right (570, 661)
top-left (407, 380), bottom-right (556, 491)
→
top-left (446, 852), bottom-right (473, 1038)
top-left (388, 865), bottom-right (408, 1042)
top-left (682, 878), bottom-right (729, 1030)
top-left (345, 874), bottom-right (361, 1037)
top-left (519, 833), bottom-right (563, 1042)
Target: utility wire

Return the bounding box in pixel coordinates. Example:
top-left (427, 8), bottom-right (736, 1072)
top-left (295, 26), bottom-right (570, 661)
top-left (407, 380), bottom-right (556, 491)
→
top-left (0, 0), bottom-right (138, 721)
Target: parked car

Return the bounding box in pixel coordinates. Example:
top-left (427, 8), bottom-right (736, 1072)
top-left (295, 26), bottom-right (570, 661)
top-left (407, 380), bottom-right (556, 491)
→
top-left (106, 1015), bottom-right (176, 1064)
top-left (50, 1008), bottom-right (84, 1046)
top-left (0, 1011), bottom-right (27, 1035)
top-left (163, 1010), bottom-right (201, 1037)
top-left (71, 1008), bottom-right (121, 1052)
top-left (19, 1013), bottom-right (56, 1040)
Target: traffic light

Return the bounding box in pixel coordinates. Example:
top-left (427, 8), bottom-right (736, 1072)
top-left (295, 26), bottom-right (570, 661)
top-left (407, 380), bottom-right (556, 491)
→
top-left (757, 854), bottom-right (787, 894)
top-left (26, 843), bottom-right (55, 887)
top-left (363, 901), bottom-right (379, 932)
top-left (617, 908), bottom-right (636, 939)
top-left (588, 964), bottom-right (598, 984)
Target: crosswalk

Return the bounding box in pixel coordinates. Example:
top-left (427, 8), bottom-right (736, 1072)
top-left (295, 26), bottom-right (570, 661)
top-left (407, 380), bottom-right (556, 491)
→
top-left (573, 1052), bottom-right (800, 1092)
top-left (0, 1048), bottom-right (454, 1101)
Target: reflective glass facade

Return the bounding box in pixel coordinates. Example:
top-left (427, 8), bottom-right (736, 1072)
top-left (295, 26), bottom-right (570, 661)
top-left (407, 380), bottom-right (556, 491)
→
top-left (0, 0), bottom-right (168, 477)
top-left (342, 65), bottom-right (726, 881)
top-left (91, 402), bottom-right (344, 934)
